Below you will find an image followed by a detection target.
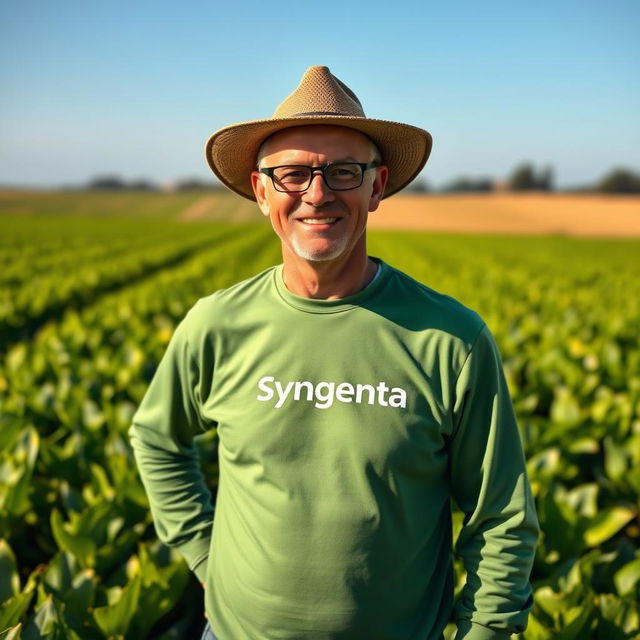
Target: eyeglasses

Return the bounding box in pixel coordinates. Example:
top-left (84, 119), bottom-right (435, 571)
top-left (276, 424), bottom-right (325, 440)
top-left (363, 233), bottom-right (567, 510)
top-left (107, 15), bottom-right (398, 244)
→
top-left (259, 162), bottom-right (380, 193)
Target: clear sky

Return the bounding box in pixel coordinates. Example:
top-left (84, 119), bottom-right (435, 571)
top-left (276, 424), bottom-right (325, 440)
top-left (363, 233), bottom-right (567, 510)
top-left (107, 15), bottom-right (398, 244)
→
top-left (1, 0), bottom-right (638, 189)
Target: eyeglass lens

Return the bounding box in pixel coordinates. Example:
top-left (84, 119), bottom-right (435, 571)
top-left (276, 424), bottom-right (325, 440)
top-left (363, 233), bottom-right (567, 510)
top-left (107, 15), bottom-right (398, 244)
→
top-left (272, 164), bottom-right (363, 192)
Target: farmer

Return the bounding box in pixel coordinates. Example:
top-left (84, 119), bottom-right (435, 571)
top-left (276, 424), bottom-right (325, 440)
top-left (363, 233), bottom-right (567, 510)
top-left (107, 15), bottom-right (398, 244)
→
top-left (129, 66), bottom-right (539, 640)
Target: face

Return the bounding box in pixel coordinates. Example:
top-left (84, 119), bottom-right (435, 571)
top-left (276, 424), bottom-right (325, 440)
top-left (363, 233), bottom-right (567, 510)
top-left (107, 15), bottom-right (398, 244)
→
top-left (251, 125), bottom-right (388, 265)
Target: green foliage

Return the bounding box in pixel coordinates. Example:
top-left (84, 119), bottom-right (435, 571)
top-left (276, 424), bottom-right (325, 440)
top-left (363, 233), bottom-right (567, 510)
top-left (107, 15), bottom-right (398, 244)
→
top-left (596, 168), bottom-right (640, 194)
top-left (441, 176), bottom-right (493, 192)
top-left (1, 205), bottom-right (638, 638)
top-left (507, 163), bottom-right (554, 191)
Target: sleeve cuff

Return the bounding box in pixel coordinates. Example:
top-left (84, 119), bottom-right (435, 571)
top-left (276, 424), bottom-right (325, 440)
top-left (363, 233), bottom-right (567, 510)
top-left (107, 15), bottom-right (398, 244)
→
top-left (174, 535), bottom-right (211, 583)
top-left (191, 554), bottom-right (209, 583)
top-left (455, 620), bottom-right (512, 640)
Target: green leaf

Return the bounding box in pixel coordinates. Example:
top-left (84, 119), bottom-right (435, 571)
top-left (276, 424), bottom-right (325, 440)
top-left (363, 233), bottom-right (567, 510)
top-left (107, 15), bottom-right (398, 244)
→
top-left (550, 387), bottom-right (581, 426)
top-left (49, 510), bottom-right (96, 569)
top-left (626, 465), bottom-right (640, 494)
top-left (557, 550), bottom-right (601, 596)
top-left (555, 604), bottom-right (593, 640)
top-left (0, 623), bottom-right (23, 640)
top-left (521, 612), bottom-right (553, 640)
top-left (88, 464), bottom-right (115, 503)
top-left (59, 569), bottom-right (97, 633)
top-left (69, 500), bottom-right (114, 543)
top-left (21, 595), bottom-right (70, 640)
top-left (583, 507), bottom-right (636, 547)
top-left (58, 482), bottom-right (84, 515)
top-left (5, 345), bottom-right (27, 374)
top-left (527, 447), bottom-right (561, 482)
top-left (81, 399), bottom-right (105, 431)
top-left (564, 484), bottom-right (599, 519)
top-left (65, 569), bottom-right (96, 618)
top-left (127, 544), bottom-right (190, 639)
top-left (94, 528), bottom-right (139, 577)
top-left (566, 437), bottom-right (599, 454)
top-left (0, 540), bottom-right (20, 604)
top-left (0, 591), bottom-right (35, 634)
top-left (92, 574), bottom-right (141, 638)
top-left (42, 553), bottom-right (79, 598)
top-left (0, 420), bottom-right (23, 456)
top-left (604, 436), bottom-right (629, 482)
top-left (1, 427), bottom-right (39, 517)
top-left (534, 585), bottom-right (567, 618)
top-left (614, 557), bottom-right (640, 597)
top-left (597, 593), bottom-right (640, 637)
top-left (541, 488), bottom-right (584, 555)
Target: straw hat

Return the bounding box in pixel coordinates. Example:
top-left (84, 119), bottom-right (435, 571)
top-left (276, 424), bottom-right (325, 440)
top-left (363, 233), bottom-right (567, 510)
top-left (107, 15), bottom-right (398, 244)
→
top-left (205, 66), bottom-right (432, 200)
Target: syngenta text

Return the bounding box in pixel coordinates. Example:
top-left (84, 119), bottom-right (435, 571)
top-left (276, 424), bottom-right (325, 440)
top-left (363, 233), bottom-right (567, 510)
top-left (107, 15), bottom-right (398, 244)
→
top-left (256, 376), bottom-right (407, 410)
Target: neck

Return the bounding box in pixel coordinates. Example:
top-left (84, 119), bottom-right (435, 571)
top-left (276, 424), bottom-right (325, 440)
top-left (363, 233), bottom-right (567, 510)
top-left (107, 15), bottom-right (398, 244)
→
top-left (281, 246), bottom-right (377, 300)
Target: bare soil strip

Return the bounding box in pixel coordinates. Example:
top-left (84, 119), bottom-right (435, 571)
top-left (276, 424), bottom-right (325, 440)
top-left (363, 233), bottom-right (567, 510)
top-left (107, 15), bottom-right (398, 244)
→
top-left (370, 194), bottom-right (640, 237)
top-left (178, 195), bottom-right (218, 220)
top-left (178, 195), bottom-right (262, 223)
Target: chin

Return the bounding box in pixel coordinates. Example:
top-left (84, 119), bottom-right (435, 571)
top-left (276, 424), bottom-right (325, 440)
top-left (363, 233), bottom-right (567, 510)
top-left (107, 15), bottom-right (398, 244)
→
top-left (291, 238), bottom-right (349, 262)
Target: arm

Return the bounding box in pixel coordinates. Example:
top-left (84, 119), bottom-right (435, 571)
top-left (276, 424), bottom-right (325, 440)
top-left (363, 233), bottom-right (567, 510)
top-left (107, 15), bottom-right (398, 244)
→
top-left (128, 312), bottom-right (214, 583)
top-left (449, 325), bottom-right (539, 640)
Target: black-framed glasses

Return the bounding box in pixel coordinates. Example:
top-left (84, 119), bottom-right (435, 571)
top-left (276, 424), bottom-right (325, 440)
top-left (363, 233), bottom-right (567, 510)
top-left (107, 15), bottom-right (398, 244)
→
top-left (259, 162), bottom-right (380, 193)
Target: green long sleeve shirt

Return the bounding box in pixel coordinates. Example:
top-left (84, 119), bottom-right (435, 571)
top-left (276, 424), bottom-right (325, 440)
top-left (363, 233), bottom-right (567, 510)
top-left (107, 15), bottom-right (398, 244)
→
top-left (129, 258), bottom-right (539, 640)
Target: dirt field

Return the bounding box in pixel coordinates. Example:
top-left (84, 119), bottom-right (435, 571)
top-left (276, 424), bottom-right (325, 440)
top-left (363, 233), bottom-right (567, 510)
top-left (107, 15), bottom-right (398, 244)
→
top-left (369, 193), bottom-right (640, 237)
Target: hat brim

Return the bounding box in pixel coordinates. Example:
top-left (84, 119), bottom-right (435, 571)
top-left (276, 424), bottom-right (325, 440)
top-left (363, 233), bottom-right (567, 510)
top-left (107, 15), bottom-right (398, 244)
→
top-left (205, 115), bottom-right (432, 201)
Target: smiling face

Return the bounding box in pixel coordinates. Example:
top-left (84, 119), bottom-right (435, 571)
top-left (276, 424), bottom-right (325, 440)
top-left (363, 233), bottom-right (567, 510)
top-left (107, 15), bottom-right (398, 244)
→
top-left (251, 125), bottom-right (388, 265)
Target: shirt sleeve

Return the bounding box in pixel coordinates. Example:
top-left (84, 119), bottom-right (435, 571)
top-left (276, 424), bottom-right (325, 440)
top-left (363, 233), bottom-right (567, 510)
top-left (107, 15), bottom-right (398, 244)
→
top-left (449, 325), bottom-right (539, 640)
top-left (128, 310), bottom-right (215, 583)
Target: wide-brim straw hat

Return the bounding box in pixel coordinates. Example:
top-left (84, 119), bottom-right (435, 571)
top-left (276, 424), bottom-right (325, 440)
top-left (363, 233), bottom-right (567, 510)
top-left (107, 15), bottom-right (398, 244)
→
top-left (205, 66), bottom-right (432, 201)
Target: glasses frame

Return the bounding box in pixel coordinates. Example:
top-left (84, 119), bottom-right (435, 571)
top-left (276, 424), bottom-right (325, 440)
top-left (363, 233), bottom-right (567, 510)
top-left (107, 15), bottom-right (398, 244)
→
top-left (259, 161), bottom-right (381, 193)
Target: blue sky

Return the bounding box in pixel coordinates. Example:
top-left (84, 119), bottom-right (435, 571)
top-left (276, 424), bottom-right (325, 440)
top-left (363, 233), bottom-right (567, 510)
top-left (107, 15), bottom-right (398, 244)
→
top-left (1, 0), bottom-right (638, 189)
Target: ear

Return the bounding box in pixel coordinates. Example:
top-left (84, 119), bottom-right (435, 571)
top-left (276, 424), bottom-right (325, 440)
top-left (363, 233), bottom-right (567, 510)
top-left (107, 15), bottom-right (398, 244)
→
top-left (251, 171), bottom-right (271, 217)
top-left (368, 165), bottom-right (389, 213)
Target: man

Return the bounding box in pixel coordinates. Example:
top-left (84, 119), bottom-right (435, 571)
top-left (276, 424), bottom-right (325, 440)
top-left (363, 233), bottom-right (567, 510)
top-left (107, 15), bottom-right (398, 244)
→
top-left (129, 66), bottom-right (539, 640)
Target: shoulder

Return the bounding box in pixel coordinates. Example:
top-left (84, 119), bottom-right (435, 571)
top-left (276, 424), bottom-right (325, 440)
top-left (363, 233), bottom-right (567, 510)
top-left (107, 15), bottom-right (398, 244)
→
top-left (376, 261), bottom-right (485, 346)
top-left (194, 265), bottom-right (277, 312)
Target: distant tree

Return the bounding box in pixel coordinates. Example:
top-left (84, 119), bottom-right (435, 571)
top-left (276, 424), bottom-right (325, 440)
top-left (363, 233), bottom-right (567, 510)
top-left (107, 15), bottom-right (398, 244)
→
top-left (508, 164), bottom-right (537, 191)
top-left (442, 176), bottom-right (493, 193)
top-left (596, 168), bottom-right (640, 194)
top-left (507, 163), bottom-right (554, 191)
top-left (175, 178), bottom-right (220, 191)
top-left (88, 175), bottom-right (126, 190)
top-left (538, 165), bottom-right (554, 191)
top-left (129, 179), bottom-right (157, 191)
top-left (405, 179), bottom-right (431, 193)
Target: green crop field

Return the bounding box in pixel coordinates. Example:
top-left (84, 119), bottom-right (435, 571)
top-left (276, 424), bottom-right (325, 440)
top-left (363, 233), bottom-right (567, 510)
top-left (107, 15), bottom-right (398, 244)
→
top-left (1, 195), bottom-right (639, 639)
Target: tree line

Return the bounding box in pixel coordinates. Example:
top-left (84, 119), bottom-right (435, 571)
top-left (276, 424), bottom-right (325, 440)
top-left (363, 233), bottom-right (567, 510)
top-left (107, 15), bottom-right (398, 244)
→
top-left (86, 166), bottom-right (640, 194)
top-left (407, 165), bottom-right (640, 194)
top-left (86, 176), bottom-right (220, 192)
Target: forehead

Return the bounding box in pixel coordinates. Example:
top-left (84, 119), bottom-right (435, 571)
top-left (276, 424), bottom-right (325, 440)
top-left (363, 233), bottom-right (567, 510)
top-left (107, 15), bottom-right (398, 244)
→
top-left (260, 125), bottom-right (373, 161)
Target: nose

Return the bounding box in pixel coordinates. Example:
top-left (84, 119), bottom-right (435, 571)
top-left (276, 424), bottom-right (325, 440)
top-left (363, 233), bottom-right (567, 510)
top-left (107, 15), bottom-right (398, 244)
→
top-left (303, 170), bottom-right (335, 205)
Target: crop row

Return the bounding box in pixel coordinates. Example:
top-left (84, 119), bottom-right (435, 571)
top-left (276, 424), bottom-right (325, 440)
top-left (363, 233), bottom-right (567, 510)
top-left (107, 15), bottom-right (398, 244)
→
top-left (0, 221), bottom-right (248, 348)
top-left (0, 222), bottom-right (206, 286)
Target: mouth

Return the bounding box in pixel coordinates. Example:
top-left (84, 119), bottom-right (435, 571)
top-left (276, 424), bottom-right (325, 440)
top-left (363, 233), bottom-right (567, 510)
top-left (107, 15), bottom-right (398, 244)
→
top-left (298, 217), bottom-right (338, 225)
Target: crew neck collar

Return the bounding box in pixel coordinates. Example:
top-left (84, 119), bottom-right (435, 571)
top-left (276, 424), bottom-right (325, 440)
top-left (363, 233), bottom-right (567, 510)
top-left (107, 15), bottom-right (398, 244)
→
top-left (273, 257), bottom-right (389, 314)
